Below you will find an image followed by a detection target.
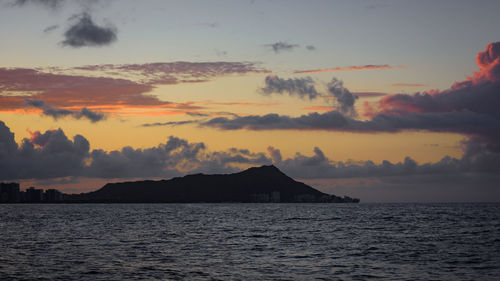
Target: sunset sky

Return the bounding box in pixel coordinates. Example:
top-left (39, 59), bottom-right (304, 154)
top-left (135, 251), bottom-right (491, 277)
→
top-left (1, 0), bottom-right (499, 202)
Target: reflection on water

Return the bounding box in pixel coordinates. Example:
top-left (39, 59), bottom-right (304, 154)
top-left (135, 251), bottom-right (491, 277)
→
top-left (1, 203), bottom-right (499, 280)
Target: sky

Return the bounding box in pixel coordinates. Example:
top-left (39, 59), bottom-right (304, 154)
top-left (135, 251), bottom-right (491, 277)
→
top-left (1, 0), bottom-right (500, 202)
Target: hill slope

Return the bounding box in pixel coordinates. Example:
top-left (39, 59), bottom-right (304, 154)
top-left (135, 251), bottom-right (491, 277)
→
top-left (68, 165), bottom-right (359, 203)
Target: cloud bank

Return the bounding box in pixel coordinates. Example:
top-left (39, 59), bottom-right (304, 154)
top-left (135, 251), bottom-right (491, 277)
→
top-left (0, 122), bottom-right (498, 194)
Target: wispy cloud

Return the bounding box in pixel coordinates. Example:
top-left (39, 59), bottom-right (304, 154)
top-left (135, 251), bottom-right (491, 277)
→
top-left (43, 24), bottom-right (59, 33)
top-left (391, 83), bottom-right (428, 87)
top-left (141, 120), bottom-right (197, 127)
top-left (0, 62), bottom-right (268, 118)
top-left (9, 0), bottom-right (65, 10)
top-left (302, 106), bottom-right (333, 112)
top-left (26, 99), bottom-right (106, 122)
top-left (265, 41), bottom-right (300, 53)
top-left (306, 45), bottom-right (316, 51)
top-left (294, 64), bottom-right (405, 74)
top-left (353, 92), bottom-right (387, 98)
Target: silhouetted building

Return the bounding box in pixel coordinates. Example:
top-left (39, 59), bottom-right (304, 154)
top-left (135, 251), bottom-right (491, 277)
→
top-left (0, 183), bottom-right (20, 203)
top-left (44, 189), bottom-right (63, 202)
top-left (271, 191), bottom-right (281, 203)
top-left (26, 187), bottom-right (44, 203)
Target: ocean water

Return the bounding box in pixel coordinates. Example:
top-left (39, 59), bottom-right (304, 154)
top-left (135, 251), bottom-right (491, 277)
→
top-left (0, 203), bottom-right (499, 281)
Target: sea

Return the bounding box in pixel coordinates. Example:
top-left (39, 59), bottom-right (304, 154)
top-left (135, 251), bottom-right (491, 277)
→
top-left (0, 203), bottom-right (499, 281)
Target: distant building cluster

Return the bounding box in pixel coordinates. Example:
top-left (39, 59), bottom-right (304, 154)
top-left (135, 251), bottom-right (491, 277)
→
top-left (251, 191), bottom-right (281, 203)
top-left (0, 183), bottom-right (64, 203)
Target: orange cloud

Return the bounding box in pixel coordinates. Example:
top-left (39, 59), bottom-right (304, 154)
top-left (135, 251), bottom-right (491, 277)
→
top-left (194, 100), bottom-right (280, 108)
top-left (0, 62), bottom-right (267, 119)
top-left (302, 106), bottom-right (334, 112)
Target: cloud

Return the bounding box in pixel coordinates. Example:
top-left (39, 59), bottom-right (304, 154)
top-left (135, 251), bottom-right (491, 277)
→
top-left (43, 24), bottom-right (59, 33)
top-left (294, 64), bottom-right (404, 74)
top-left (26, 99), bottom-right (106, 122)
top-left (353, 92), bottom-right (387, 98)
top-left (0, 67), bottom-right (159, 111)
top-left (201, 110), bottom-right (500, 139)
top-left (260, 75), bottom-right (320, 100)
top-left (391, 83), bottom-right (428, 88)
top-left (140, 120), bottom-right (196, 127)
top-left (259, 75), bottom-right (357, 116)
top-left (474, 41), bottom-right (500, 83)
top-left (306, 45), bottom-right (316, 51)
top-left (0, 121), bottom-right (271, 180)
top-left (61, 12), bottom-right (117, 47)
top-left (0, 123), bottom-right (89, 179)
top-left (73, 61), bottom-right (268, 85)
top-left (327, 78), bottom-right (358, 117)
top-left (2, 121), bottom-right (499, 201)
top-left (202, 42), bottom-right (500, 146)
top-left (265, 42), bottom-right (299, 53)
top-left (9, 0), bottom-right (64, 9)
top-left (374, 42), bottom-right (500, 143)
top-left (78, 107), bottom-right (106, 122)
top-left (0, 62), bottom-right (266, 117)
top-left (268, 137), bottom-right (500, 180)
top-left (302, 106), bottom-right (333, 112)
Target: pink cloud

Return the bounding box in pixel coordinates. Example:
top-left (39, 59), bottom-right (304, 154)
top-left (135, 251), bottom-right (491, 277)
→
top-left (0, 61), bottom-right (267, 118)
top-left (375, 42), bottom-right (500, 121)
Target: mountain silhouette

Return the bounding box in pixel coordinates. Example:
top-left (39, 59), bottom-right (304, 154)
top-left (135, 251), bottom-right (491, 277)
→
top-left (68, 165), bottom-right (359, 203)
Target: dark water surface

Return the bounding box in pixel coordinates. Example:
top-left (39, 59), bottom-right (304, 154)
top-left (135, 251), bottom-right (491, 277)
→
top-left (1, 203), bottom-right (499, 280)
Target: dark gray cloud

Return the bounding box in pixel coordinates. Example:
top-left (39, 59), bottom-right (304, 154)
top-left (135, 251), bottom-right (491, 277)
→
top-left (260, 75), bottom-right (320, 100)
top-left (0, 121), bottom-right (271, 181)
top-left (268, 137), bottom-right (500, 180)
top-left (327, 78), bottom-right (358, 117)
top-left (0, 123), bottom-right (89, 180)
top-left (306, 45), bottom-right (316, 51)
top-left (260, 76), bottom-right (358, 116)
top-left (43, 24), bottom-right (59, 33)
top-left (62, 12), bottom-right (117, 47)
top-left (354, 92), bottom-right (387, 98)
top-left (141, 120), bottom-right (196, 127)
top-left (201, 110), bottom-right (500, 140)
top-left (265, 42), bottom-right (299, 53)
top-left (77, 107), bottom-right (106, 122)
top-left (26, 99), bottom-right (106, 122)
